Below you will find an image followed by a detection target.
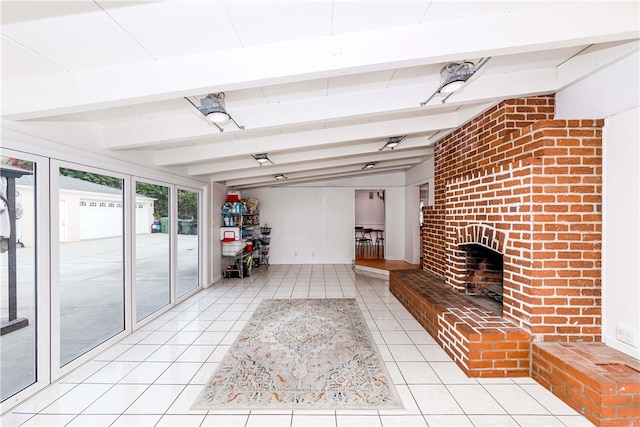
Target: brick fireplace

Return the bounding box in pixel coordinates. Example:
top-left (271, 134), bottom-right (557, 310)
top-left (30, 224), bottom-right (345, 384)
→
top-left (422, 95), bottom-right (603, 342)
top-left (389, 95), bottom-right (640, 426)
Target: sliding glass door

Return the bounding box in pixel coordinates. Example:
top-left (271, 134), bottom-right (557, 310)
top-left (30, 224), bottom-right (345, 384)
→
top-left (134, 180), bottom-right (171, 321)
top-left (55, 166), bottom-right (126, 367)
top-left (0, 154), bottom-right (43, 403)
top-left (177, 188), bottom-right (200, 298)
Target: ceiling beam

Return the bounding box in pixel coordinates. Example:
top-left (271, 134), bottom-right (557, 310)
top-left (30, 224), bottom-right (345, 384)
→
top-left (194, 147), bottom-right (432, 180)
top-left (3, 2), bottom-right (637, 120)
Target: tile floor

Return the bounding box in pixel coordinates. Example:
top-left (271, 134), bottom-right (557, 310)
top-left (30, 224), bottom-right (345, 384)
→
top-left (1, 264), bottom-right (593, 427)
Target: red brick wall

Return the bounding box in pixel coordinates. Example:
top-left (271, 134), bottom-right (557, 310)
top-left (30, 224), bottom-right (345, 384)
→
top-left (422, 96), bottom-right (604, 342)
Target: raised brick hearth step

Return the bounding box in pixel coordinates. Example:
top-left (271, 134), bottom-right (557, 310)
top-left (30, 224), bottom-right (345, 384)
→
top-left (532, 342), bottom-right (640, 427)
top-left (390, 269), bottom-right (530, 377)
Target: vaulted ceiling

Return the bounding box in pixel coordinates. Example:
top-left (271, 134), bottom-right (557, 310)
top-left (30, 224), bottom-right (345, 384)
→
top-left (2, 1), bottom-right (638, 189)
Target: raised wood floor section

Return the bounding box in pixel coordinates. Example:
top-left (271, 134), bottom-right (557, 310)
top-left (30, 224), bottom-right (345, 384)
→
top-left (353, 259), bottom-right (421, 272)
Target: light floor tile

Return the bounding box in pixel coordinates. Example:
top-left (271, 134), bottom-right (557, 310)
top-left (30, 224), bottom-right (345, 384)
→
top-left (115, 344), bottom-right (161, 362)
top-left (246, 414), bottom-right (293, 427)
top-left (11, 383), bottom-right (77, 413)
top-left (201, 414), bottom-right (249, 426)
top-left (154, 362), bottom-right (202, 384)
top-left (165, 384), bottom-right (207, 414)
top-left (2, 265), bottom-right (592, 427)
top-left (511, 415), bottom-right (566, 426)
top-left (520, 383), bottom-right (581, 416)
top-left (82, 384), bottom-right (148, 414)
top-left (446, 384), bottom-right (506, 415)
top-left (0, 412), bottom-right (33, 426)
top-left (119, 361), bottom-right (171, 384)
top-left (40, 383), bottom-right (112, 414)
top-left (145, 345), bottom-right (189, 362)
top-left (190, 362), bottom-right (217, 384)
top-left (387, 345), bottom-right (425, 362)
top-left (380, 330), bottom-right (413, 345)
top-left (58, 361), bottom-right (110, 384)
top-left (292, 414), bottom-right (337, 427)
top-left (409, 384), bottom-right (464, 415)
top-left (422, 414), bottom-right (473, 426)
top-left (380, 415), bottom-right (427, 426)
top-left (467, 414), bottom-right (519, 426)
top-left (84, 361), bottom-right (140, 383)
top-left (111, 414), bottom-right (163, 426)
top-left (19, 414), bottom-right (75, 426)
top-left (66, 414), bottom-right (119, 426)
top-left (429, 362), bottom-right (477, 384)
top-left (156, 414), bottom-right (206, 426)
top-left (123, 384), bottom-right (185, 414)
top-left (336, 414), bottom-right (382, 427)
top-left (555, 415), bottom-right (595, 426)
top-left (94, 344), bottom-right (134, 361)
top-left (405, 330), bottom-right (437, 345)
top-left (483, 384), bottom-right (550, 415)
top-left (396, 361), bottom-right (441, 384)
top-left (416, 344), bottom-right (451, 362)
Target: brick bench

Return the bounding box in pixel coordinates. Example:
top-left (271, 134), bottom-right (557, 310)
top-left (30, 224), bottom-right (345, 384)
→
top-left (532, 342), bottom-right (640, 427)
top-left (390, 270), bottom-right (530, 377)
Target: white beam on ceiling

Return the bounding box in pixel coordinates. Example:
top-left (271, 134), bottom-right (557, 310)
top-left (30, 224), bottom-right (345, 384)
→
top-left (194, 147), bottom-right (432, 180)
top-left (155, 112), bottom-right (456, 167)
top-left (3, 2), bottom-right (637, 120)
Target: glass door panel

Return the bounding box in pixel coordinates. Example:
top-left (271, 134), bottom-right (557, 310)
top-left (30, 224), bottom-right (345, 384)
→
top-left (176, 189), bottom-right (199, 298)
top-left (57, 167), bottom-right (125, 367)
top-left (135, 181), bottom-right (170, 321)
top-left (0, 156), bottom-right (37, 401)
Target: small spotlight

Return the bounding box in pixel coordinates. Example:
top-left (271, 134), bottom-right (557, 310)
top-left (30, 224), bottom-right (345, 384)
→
top-left (252, 153), bottom-right (273, 165)
top-left (274, 173), bottom-right (287, 181)
top-left (362, 162), bottom-right (376, 170)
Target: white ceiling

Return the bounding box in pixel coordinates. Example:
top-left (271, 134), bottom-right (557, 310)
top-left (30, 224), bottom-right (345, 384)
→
top-left (2, 1), bottom-right (638, 189)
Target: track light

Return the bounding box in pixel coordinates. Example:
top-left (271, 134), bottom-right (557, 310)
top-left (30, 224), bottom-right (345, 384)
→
top-left (185, 92), bottom-right (245, 131)
top-left (362, 162), bottom-right (376, 170)
top-left (420, 57), bottom-right (491, 106)
top-left (274, 173), bottom-right (287, 181)
top-left (379, 135), bottom-right (406, 151)
top-left (252, 153), bottom-right (273, 166)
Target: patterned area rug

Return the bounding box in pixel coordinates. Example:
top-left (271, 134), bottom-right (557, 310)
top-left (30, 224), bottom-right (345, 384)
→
top-left (192, 298), bottom-right (403, 410)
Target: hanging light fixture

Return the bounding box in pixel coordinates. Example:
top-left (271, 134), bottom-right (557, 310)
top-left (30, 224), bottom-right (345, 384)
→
top-left (274, 173), bottom-right (287, 181)
top-left (185, 92), bottom-right (245, 132)
top-left (362, 162), bottom-right (376, 170)
top-left (379, 135), bottom-right (406, 151)
top-left (420, 57), bottom-right (491, 106)
top-left (252, 153), bottom-right (273, 165)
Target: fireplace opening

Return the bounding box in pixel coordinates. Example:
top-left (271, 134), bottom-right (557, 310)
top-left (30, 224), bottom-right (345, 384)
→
top-left (459, 243), bottom-right (503, 316)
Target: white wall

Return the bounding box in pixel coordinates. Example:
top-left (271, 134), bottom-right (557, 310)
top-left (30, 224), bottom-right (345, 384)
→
top-left (602, 107), bottom-right (640, 359)
top-left (242, 172), bottom-right (407, 264)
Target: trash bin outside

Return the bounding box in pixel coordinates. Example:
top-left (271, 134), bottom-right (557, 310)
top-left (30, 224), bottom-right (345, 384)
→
top-left (160, 217), bottom-right (169, 233)
top-left (178, 219), bottom-right (192, 235)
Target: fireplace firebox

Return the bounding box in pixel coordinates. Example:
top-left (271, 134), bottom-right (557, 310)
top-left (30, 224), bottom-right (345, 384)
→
top-left (460, 243), bottom-right (503, 316)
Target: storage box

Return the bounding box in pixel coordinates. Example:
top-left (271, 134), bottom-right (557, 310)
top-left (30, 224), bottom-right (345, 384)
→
top-left (222, 240), bottom-right (246, 255)
top-left (227, 191), bottom-right (241, 202)
top-left (219, 227), bottom-right (240, 241)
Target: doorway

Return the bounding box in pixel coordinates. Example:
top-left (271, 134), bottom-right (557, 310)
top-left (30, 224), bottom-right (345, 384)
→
top-left (354, 190), bottom-right (385, 260)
